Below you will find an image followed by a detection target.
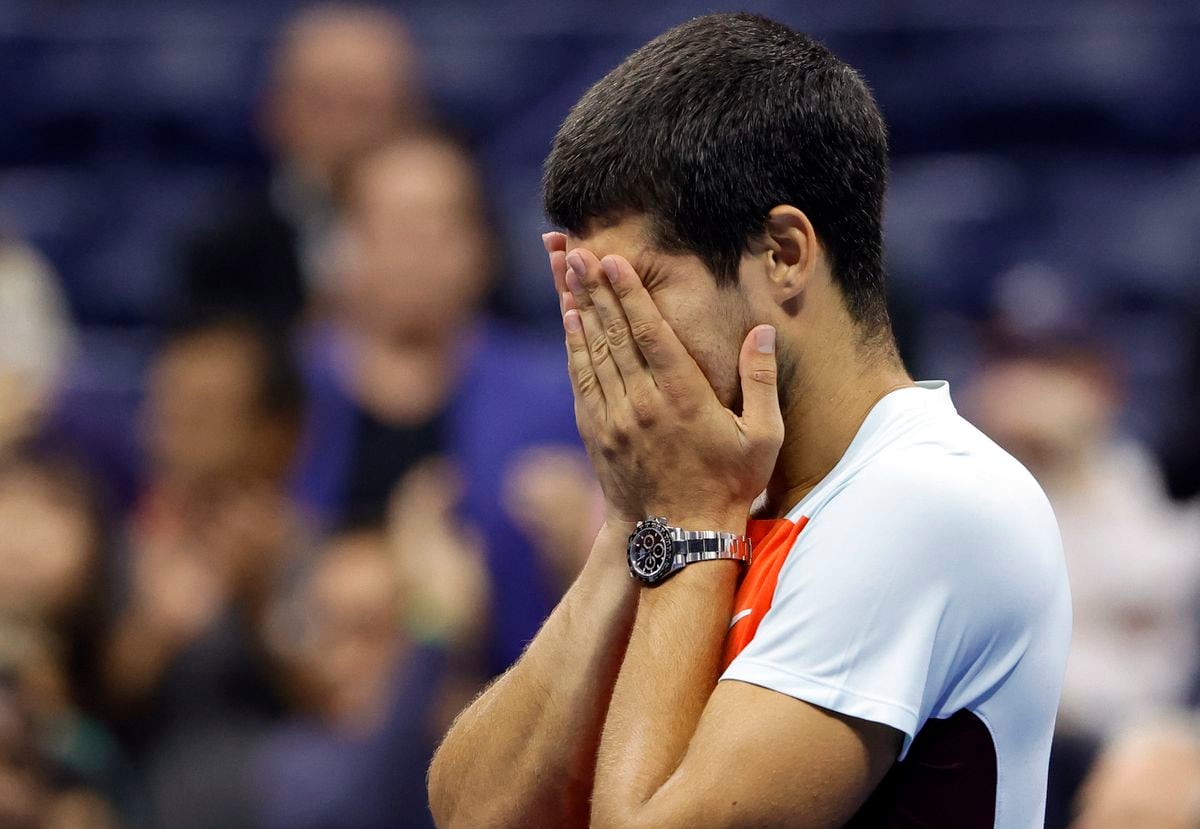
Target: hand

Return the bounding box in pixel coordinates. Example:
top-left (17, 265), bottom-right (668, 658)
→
top-left (543, 233), bottom-right (784, 532)
top-left (503, 445), bottom-right (603, 588)
top-left (202, 483), bottom-right (291, 602)
top-left (130, 538), bottom-right (228, 649)
top-left (387, 459), bottom-right (490, 649)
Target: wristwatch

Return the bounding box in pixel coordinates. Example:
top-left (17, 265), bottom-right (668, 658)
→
top-left (626, 516), bottom-right (753, 585)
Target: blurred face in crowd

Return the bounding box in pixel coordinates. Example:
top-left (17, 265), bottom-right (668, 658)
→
top-left (300, 532), bottom-right (402, 727)
top-left (1072, 726), bottom-right (1200, 829)
top-left (967, 354), bottom-right (1116, 486)
top-left (266, 6), bottom-right (419, 185)
top-left (143, 328), bottom-right (290, 489)
top-left (0, 465), bottom-right (95, 622)
top-left (340, 137), bottom-right (490, 341)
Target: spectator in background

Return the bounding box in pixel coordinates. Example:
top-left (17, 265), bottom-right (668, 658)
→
top-left (0, 450), bottom-right (127, 826)
top-left (101, 318), bottom-right (308, 829)
top-left (293, 129), bottom-right (578, 669)
top-left (0, 238), bottom-right (77, 454)
top-left (966, 340), bottom-right (1200, 828)
top-left (1071, 712), bottom-right (1200, 829)
top-left (0, 682), bottom-right (122, 829)
top-left (181, 3), bottom-right (424, 331)
top-left (256, 461), bottom-right (488, 829)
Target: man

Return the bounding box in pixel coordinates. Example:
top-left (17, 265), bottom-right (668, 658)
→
top-left (967, 342), bottom-right (1200, 825)
top-left (429, 13), bottom-right (1071, 828)
top-left (292, 130), bottom-right (579, 667)
top-left (101, 318), bottom-right (307, 828)
top-left (181, 3), bottom-right (423, 330)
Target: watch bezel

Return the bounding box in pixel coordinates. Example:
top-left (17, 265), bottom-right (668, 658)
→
top-left (627, 516), bottom-right (675, 584)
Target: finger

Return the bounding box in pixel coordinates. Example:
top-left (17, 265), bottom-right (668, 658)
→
top-left (543, 232), bottom-right (569, 310)
top-left (567, 247), bottom-right (650, 393)
top-left (601, 255), bottom-right (707, 397)
top-left (563, 307), bottom-right (606, 419)
top-left (565, 252), bottom-right (626, 403)
top-left (737, 325), bottom-right (784, 441)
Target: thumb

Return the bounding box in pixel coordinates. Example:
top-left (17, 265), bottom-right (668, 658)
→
top-left (738, 325), bottom-right (783, 438)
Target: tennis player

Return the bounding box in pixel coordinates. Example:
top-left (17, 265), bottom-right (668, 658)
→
top-left (428, 13), bottom-right (1070, 828)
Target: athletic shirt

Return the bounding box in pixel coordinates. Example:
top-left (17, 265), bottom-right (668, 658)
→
top-left (720, 381), bottom-right (1072, 828)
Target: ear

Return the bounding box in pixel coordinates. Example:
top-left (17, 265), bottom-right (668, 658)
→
top-left (762, 205), bottom-right (819, 305)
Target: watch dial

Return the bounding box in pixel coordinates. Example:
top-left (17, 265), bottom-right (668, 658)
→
top-left (629, 523), bottom-right (672, 581)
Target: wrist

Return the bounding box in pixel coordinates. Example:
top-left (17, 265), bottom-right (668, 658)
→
top-left (648, 508), bottom-right (748, 536)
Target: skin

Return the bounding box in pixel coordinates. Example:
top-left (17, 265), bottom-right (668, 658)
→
top-left (428, 209), bottom-right (912, 828)
top-left (102, 331), bottom-right (297, 711)
top-left (334, 137), bottom-right (491, 427)
top-left (1072, 727), bottom-right (1200, 829)
top-left (0, 470), bottom-right (93, 620)
top-left (263, 6), bottom-right (420, 187)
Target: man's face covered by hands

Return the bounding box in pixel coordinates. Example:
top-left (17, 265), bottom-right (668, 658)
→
top-left (567, 215), bottom-right (759, 413)
top-left (549, 215), bottom-right (787, 531)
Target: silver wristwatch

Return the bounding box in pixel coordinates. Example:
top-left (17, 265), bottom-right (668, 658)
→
top-left (627, 516), bottom-right (753, 585)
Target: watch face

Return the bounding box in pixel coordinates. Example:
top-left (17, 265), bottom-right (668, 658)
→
top-left (628, 520), bottom-right (673, 582)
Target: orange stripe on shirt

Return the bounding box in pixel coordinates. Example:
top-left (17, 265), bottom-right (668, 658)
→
top-left (722, 515), bottom-right (809, 671)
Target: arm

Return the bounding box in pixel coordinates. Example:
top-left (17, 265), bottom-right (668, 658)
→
top-left (560, 248), bottom-right (900, 827)
top-left (102, 542), bottom-right (228, 711)
top-left (427, 520), bottom-right (637, 828)
top-left (428, 234), bottom-right (652, 828)
top-left (591, 564), bottom-right (900, 829)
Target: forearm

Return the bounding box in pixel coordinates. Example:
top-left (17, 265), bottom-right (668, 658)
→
top-left (428, 520), bottom-right (639, 829)
top-left (591, 545), bottom-right (742, 829)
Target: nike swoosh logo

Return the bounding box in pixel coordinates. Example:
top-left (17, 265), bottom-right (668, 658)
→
top-left (728, 608), bottom-right (753, 629)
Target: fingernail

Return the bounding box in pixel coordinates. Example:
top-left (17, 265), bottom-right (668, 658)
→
top-left (564, 310), bottom-right (582, 333)
top-left (755, 326), bottom-right (776, 354)
top-left (601, 257), bottom-right (620, 284)
top-left (565, 266), bottom-right (582, 294)
top-left (562, 290), bottom-right (575, 312)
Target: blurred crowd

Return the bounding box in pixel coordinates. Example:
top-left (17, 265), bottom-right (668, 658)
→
top-left (0, 6), bottom-right (599, 828)
top-left (0, 3), bottom-right (1197, 828)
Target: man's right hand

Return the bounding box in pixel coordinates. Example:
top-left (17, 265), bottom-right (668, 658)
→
top-left (543, 231), bottom-right (643, 529)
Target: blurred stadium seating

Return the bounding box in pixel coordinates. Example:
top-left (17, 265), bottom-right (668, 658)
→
top-left (1, 0), bottom-right (1198, 450)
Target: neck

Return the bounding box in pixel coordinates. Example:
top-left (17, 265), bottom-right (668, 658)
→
top-left (763, 331), bottom-right (912, 518)
top-left (349, 327), bottom-right (462, 425)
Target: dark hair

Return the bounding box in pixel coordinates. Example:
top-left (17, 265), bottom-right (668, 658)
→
top-left (544, 13), bottom-right (891, 338)
top-left (162, 314), bottom-right (305, 422)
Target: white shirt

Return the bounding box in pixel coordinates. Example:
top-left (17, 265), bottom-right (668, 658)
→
top-left (722, 381), bottom-right (1072, 828)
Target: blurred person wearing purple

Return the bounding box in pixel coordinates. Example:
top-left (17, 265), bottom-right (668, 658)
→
top-left (256, 461), bottom-right (488, 829)
top-left (292, 130), bottom-right (577, 669)
top-left (0, 450), bottom-right (128, 827)
top-left (180, 3), bottom-right (424, 331)
top-left (966, 341), bottom-right (1200, 828)
top-left (99, 318), bottom-right (308, 829)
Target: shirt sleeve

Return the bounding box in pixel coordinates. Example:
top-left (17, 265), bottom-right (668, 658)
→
top-left (721, 458), bottom-right (1038, 758)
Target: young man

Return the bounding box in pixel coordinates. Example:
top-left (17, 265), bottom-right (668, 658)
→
top-left (428, 13), bottom-right (1070, 828)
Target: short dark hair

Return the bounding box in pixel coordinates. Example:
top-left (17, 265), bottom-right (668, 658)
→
top-left (544, 13), bottom-right (891, 337)
top-left (163, 315), bottom-right (305, 423)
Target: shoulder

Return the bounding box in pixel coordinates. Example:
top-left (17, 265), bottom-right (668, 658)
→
top-left (794, 416), bottom-right (1064, 608)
